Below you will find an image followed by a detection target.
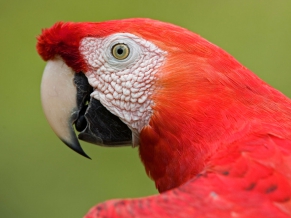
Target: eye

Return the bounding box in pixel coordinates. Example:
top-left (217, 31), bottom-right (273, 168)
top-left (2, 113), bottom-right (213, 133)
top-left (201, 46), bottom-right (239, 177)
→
top-left (111, 43), bottom-right (130, 60)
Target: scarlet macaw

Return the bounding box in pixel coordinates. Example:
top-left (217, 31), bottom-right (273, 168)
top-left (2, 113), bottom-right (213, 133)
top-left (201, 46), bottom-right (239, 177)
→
top-left (37, 18), bottom-right (291, 217)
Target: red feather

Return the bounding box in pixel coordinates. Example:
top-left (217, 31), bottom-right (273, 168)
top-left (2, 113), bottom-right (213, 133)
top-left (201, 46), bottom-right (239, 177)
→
top-left (37, 18), bottom-right (291, 217)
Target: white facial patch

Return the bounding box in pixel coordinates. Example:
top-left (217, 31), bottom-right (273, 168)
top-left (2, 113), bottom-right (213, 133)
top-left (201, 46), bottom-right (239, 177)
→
top-left (79, 33), bottom-right (166, 146)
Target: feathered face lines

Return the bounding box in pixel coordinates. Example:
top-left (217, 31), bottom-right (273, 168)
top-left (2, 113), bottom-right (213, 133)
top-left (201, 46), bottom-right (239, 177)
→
top-left (78, 32), bottom-right (167, 146)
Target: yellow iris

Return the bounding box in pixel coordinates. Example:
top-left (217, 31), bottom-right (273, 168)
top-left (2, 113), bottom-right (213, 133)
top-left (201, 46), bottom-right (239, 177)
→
top-left (111, 43), bottom-right (130, 60)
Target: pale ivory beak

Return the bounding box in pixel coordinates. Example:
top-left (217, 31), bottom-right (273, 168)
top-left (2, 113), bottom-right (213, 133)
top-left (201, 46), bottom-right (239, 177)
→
top-left (40, 57), bottom-right (90, 158)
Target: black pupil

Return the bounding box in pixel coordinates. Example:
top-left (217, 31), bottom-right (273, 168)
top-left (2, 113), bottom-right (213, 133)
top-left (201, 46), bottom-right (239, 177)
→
top-left (117, 47), bottom-right (124, 55)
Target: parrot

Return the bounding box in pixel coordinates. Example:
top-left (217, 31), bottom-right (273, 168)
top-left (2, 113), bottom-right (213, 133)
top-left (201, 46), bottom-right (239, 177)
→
top-left (37, 18), bottom-right (291, 218)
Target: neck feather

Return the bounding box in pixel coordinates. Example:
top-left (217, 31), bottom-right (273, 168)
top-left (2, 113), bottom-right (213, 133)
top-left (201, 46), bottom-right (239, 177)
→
top-left (138, 54), bottom-right (291, 192)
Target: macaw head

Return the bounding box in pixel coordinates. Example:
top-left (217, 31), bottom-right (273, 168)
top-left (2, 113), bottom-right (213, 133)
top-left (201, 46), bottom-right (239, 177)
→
top-left (37, 18), bottom-right (276, 191)
top-left (38, 19), bottom-right (171, 157)
top-left (38, 18), bottom-right (217, 156)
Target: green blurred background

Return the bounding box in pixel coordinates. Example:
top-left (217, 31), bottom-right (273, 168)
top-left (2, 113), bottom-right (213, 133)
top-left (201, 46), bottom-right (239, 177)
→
top-left (1, 1), bottom-right (291, 217)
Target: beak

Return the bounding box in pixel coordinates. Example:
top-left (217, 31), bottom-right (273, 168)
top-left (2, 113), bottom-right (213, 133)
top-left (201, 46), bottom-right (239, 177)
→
top-left (41, 57), bottom-right (90, 158)
top-left (40, 57), bottom-right (132, 159)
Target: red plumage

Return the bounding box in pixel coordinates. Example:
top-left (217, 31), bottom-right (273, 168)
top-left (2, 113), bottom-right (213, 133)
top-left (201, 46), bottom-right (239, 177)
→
top-left (37, 18), bottom-right (291, 217)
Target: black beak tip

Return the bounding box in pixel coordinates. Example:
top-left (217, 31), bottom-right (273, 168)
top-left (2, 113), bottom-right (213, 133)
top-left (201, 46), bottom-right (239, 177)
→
top-left (61, 139), bottom-right (91, 159)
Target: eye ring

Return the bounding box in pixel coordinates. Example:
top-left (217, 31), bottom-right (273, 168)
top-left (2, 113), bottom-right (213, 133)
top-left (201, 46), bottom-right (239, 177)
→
top-left (111, 43), bottom-right (130, 60)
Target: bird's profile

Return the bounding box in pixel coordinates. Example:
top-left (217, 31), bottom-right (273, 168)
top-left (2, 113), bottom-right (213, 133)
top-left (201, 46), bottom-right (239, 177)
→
top-left (37, 18), bottom-right (291, 217)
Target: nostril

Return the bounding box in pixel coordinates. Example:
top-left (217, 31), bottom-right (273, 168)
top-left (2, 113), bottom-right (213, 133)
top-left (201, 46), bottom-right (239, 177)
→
top-left (75, 105), bottom-right (88, 132)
